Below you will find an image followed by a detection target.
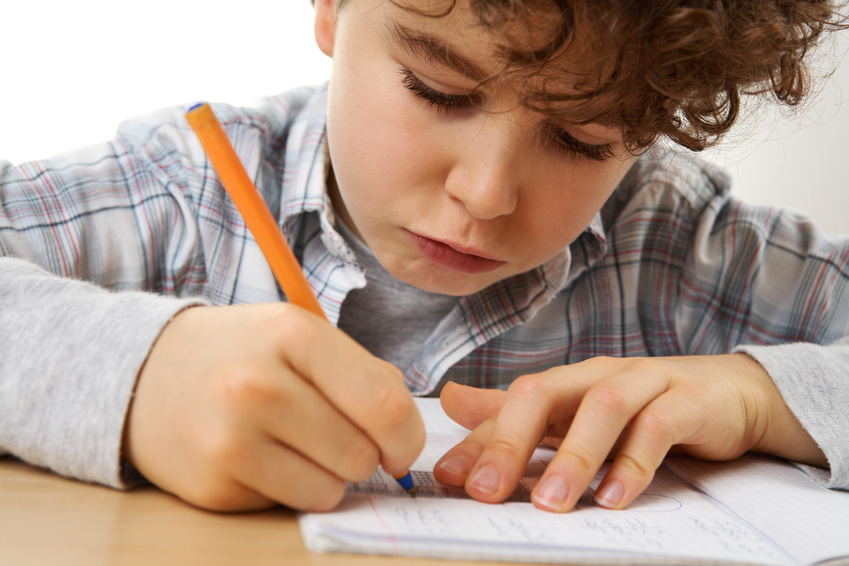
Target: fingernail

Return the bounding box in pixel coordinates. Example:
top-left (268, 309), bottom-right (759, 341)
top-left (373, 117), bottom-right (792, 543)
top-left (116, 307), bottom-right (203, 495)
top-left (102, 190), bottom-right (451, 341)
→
top-left (533, 475), bottom-right (569, 511)
top-left (596, 479), bottom-right (624, 508)
top-left (469, 465), bottom-right (500, 495)
top-left (436, 455), bottom-right (469, 477)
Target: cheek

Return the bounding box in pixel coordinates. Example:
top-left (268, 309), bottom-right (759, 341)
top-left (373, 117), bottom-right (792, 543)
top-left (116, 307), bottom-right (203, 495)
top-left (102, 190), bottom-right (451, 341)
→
top-left (331, 61), bottom-right (427, 158)
top-left (328, 82), bottom-right (448, 214)
top-left (518, 158), bottom-right (632, 261)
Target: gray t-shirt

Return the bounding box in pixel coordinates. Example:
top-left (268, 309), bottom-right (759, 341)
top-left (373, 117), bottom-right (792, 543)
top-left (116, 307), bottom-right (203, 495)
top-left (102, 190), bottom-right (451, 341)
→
top-left (334, 219), bottom-right (459, 372)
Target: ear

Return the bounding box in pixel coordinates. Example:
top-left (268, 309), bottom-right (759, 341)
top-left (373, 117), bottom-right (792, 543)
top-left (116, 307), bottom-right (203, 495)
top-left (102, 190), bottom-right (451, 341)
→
top-left (314, 0), bottom-right (339, 57)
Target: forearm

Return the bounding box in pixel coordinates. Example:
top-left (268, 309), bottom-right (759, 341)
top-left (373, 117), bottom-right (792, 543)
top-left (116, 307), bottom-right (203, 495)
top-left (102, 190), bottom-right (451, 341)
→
top-left (0, 258), bottom-right (204, 488)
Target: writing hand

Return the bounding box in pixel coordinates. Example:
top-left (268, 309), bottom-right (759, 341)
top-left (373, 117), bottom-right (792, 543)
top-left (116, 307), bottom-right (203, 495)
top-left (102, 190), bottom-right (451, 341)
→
top-left (122, 303), bottom-right (424, 512)
top-left (433, 354), bottom-right (825, 512)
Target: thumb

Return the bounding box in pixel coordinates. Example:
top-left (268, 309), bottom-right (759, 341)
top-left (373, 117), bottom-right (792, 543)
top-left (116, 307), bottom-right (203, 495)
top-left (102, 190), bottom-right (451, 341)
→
top-left (440, 382), bottom-right (506, 430)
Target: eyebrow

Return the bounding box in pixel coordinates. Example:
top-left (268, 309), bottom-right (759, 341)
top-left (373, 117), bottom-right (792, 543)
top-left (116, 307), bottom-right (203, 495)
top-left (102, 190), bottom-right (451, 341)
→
top-left (386, 20), bottom-right (488, 82)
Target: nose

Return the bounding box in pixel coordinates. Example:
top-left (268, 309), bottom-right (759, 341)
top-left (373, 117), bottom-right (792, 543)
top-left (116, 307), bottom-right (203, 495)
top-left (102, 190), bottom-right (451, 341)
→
top-left (443, 117), bottom-right (521, 220)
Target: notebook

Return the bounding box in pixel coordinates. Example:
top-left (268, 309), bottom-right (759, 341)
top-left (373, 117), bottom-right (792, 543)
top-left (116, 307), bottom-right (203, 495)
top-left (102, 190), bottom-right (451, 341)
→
top-left (298, 398), bottom-right (849, 565)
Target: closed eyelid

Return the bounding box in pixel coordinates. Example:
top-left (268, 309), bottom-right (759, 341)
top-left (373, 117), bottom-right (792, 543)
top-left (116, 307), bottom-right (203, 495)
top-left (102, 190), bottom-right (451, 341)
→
top-left (557, 124), bottom-right (614, 147)
top-left (563, 130), bottom-right (610, 149)
top-left (403, 67), bottom-right (479, 97)
top-left (540, 123), bottom-right (616, 160)
top-left (399, 67), bottom-right (481, 112)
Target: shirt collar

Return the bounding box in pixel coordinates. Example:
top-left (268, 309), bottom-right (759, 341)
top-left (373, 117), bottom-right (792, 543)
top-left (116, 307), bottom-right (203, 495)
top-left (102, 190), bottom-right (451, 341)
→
top-left (277, 85), bottom-right (362, 271)
top-left (279, 84), bottom-right (332, 224)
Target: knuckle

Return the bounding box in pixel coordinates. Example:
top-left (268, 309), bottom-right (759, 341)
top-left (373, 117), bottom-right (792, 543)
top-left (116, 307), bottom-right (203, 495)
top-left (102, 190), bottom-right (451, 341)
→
top-left (213, 364), bottom-right (275, 411)
top-left (372, 384), bottom-right (413, 430)
top-left (622, 356), bottom-right (655, 372)
top-left (634, 410), bottom-right (675, 444)
top-left (613, 451), bottom-right (656, 484)
top-left (267, 304), bottom-right (322, 349)
top-left (460, 437), bottom-right (489, 458)
top-left (559, 444), bottom-right (599, 474)
top-left (486, 429), bottom-right (529, 457)
top-left (584, 383), bottom-right (629, 415)
top-left (580, 355), bottom-right (618, 371)
top-left (507, 373), bottom-right (548, 399)
top-left (343, 443), bottom-right (380, 483)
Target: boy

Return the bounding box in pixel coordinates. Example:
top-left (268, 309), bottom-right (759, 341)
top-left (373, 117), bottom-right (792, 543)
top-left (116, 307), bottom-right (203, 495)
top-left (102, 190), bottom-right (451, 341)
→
top-left (0, 0), bottom-right (847, 514)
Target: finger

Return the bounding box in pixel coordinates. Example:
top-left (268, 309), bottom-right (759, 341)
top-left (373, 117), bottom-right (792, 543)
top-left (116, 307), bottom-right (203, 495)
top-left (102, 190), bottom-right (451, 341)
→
top-left (594, 390), bottom-right (704, 509)
top-left (541, 414), bottom-right (576, 441)
top-left (197, 340), bottom-right (382, 485)
top-left (440, 382), bottom-right (505, 430)
top-left (434, 380), bottom-right (570, 487)
top-left (226, 437), bottom-right (348, 512)
top-left (433, 414), bottom-right (498, 486)
top-left (164, 396), bottom-right (349, 512)
top-left (531, 368), bottom-right (668, 512)
top-left (457, 361), bottom-right (622, 504)
top-left (274, 308), bottom-right (425, 476)
top-left (460, 374), bottom-right (567, 503)
top-left (259, 369), bottom-right (380, 484)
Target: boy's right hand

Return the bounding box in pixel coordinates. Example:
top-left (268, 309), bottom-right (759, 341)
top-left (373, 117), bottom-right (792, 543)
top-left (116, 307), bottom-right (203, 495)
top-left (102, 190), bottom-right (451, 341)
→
top-left (122, 303), bottom-right (424, 512)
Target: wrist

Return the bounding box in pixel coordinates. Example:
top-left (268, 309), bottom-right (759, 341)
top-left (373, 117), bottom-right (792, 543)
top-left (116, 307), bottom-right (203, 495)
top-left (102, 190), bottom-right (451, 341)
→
top-left (738, 353), bottom-right (827, 467)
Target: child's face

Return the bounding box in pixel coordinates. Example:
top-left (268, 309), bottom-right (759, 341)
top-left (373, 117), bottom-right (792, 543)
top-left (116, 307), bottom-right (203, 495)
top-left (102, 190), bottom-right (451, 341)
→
top-left (316, 0), bottom-right (637, 296)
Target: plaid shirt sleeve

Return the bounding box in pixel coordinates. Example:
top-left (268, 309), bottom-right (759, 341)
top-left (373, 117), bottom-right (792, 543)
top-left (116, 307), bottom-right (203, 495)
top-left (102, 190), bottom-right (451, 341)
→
top-left (604, 158), bottom-right (849, 487)
top-left (0, 106), bottom-right (211, 294)
top-left (610, 158), bottom-right (849, 488)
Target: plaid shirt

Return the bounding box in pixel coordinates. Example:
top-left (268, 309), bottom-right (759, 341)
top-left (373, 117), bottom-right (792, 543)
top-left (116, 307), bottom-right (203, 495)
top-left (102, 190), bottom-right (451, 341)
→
top-left (2, 85), bottom-right (848, 489)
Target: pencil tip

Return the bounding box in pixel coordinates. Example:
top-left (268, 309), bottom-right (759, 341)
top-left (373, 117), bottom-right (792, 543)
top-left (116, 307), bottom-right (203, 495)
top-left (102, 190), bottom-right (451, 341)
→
top-left (408, 487), bottom-right (417, 498)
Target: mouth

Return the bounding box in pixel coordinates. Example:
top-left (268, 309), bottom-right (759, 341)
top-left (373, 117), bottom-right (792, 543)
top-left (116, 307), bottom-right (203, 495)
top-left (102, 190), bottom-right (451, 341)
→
top-left (405, 230), bottom-right (505, 274)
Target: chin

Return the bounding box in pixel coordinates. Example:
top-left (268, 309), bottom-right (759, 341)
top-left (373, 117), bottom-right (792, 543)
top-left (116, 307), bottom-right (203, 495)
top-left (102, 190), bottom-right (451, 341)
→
top-left (394, 265), bottom-right (502, 297)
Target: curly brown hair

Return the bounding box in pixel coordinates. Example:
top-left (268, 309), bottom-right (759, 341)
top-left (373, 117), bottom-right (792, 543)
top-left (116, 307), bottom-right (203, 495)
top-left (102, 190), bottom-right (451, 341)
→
top-left (313, 0), bottom-right (847, 152)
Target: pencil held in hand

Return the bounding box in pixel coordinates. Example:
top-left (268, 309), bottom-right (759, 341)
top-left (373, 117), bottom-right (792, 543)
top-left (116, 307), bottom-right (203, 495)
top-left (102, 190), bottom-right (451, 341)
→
top-left (184, 102), bottom-right (325, 319)
top-left (185, 102), bottom-right (415, 497)
top-left (394, 471), bottom-right (417, 497)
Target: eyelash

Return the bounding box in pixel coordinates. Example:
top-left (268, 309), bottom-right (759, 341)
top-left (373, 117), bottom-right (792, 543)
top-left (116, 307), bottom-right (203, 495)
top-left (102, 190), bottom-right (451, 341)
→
top-left (539, 123), bottom-right (616, 162)
top-left (399, 67), bottom-right (479, 115)
top-left (399, 67), bottom-right (615, 162)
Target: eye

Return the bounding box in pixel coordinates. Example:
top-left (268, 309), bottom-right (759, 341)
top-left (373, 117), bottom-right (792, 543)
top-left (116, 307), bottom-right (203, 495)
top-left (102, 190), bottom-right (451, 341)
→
top-left (399, 67), bottom-right (480, 116)
top-left (540, 122), bottom-right (615, 162)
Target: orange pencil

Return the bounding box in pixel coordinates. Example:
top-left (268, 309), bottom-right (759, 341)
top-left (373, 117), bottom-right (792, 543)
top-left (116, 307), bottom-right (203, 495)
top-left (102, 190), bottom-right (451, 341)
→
top-left (184, 102), bottom-right (415, 497)
top-left (185, 102), bottom-right (326, 320)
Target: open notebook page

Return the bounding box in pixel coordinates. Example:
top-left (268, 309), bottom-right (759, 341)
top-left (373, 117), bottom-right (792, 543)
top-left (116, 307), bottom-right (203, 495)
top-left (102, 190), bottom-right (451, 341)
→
top-left (665, 456), bottom-right (849, 566)
top-left (299, 398), bottom-right (849, 566)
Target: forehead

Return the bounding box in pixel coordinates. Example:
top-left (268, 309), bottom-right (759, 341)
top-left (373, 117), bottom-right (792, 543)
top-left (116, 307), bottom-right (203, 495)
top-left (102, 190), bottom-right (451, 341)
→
top-left (363, 0), bottom-right (615, 123)
top-left (379, 0), bottom-right (571, 60)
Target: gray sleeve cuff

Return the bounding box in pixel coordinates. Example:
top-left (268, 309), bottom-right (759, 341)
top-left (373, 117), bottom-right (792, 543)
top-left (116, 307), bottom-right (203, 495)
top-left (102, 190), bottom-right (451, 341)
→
top-left (736, 338), bottom-right (849, 490)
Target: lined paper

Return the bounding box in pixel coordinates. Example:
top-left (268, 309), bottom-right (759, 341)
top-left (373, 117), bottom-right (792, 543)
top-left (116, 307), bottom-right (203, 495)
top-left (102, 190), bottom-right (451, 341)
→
top-left (299, 398), bottom-right (849, 566)
top-left (665, 456), bottom-right (849, 566)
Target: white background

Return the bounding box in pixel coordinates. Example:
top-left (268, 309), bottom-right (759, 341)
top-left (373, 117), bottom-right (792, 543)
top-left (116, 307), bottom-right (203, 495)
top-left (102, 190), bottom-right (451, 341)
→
top-left (1, 1), bottom-right (847, 234)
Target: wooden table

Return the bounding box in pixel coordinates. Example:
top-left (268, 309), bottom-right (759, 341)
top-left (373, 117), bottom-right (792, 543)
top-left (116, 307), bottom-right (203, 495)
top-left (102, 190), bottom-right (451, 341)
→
top-left (0, 458), bottom-right (532, 566)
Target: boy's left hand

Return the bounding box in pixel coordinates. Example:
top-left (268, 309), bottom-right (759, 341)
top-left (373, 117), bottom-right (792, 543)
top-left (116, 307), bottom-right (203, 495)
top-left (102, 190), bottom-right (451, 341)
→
top-left (433, 354), bottom-right (826, 512)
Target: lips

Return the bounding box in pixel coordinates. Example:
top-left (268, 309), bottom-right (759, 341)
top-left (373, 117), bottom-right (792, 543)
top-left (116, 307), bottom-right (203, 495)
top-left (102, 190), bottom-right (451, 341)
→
top-left (405, 230), bottom-right (505, 274)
